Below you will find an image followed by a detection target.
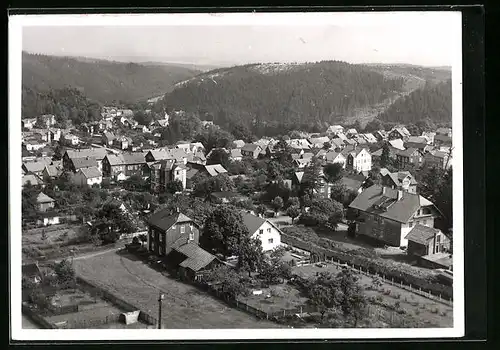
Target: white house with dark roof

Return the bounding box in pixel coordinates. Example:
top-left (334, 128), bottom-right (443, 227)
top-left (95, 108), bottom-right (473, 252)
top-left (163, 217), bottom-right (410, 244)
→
top-left (381, 171), bottom-right (418, 194)
top-left (326, 125), bottom-right (344, 136)
top-left (72, 166), bottom-right (103, 186)
top-left (240, 211), bottom-right (282, 251)
top-left (345, 147), bottom-right (372, 172)
top-left (324, 151), bottom-right (347, 168)
top-left (349, 185), bottom-right (441, 247)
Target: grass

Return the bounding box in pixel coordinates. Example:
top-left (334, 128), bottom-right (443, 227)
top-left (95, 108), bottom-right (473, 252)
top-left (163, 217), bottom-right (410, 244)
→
top-left (237, 284), bottom-right (308, 314)
top-left (73, 250), bottom-right (282, 329)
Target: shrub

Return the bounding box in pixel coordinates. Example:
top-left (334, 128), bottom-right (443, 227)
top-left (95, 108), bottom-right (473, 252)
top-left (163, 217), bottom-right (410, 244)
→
top-left (414, 309), bottom-right (420, 315)
top-left (395, 293), bottom-right (401, 299)
top-left (376, 295), bottom-right (383, 302)
top-left (394, 301), bottom-right (401, 309)
top-left (29, 288), bottom-right (50, 310)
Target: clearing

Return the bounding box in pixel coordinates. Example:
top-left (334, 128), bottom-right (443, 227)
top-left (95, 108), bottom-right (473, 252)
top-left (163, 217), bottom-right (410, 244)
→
top-left (73, 250), bottom-right (282, 329)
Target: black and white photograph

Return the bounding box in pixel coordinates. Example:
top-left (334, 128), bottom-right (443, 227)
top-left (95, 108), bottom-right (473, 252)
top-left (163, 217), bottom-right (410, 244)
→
top-left (9, 11), bottom-right (464, 340)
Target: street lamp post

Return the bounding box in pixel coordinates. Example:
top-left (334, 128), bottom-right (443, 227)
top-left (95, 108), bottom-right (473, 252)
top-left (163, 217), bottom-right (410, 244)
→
top-left (158, 292), bottom-right (164, 329)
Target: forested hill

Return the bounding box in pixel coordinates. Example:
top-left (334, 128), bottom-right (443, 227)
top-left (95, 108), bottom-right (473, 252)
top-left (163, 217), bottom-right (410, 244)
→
top-left (161, 61), bottom-right (406, 125)
top-left (377, 79), bottom-right (452, 125)
top-left (22, 52), bottom-right (201, 104)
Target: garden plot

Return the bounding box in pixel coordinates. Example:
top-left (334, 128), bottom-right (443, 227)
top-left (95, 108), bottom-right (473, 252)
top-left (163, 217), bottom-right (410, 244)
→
top-left (237, 284), bottom-right (309, 315)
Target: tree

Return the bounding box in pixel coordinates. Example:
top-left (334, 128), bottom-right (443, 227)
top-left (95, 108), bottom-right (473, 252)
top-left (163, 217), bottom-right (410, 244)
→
top-left (433, 167), bottom-right (453, 233)
top-left (419, 165), bottom-right (443, 200)
top-left (266, 160), bottom-right (285, 182)
top-left (200, 206), bottom-right (250, 257)
top-left (274, 138), bottom-right (294, 168)
top-left (327, 200), bottom-right (345, 231)
top-left (193, 173), bottom-right (234, 199)
top-left (307, 272), bottom-right (338, 322)
top-left (330, 183), bottom-right (358, 208)
top-left (270, 196), bottom-right (284, 215)
top-left (230, 123), bottom-right (255, 142)
top-left (138, 233), bottom-right (148, 246)
top-left (323, 163), bottom-right (344, 184)
top-left (380, 143), bottom-right (391, 168)
top-left (53, 259), bottom-right (76, 288)
top-left (287, 196), bottom-right (300, 208)
top-left (133, 109), bottom-right (153, 126)
top-left (207, 148), bottom-right (231, 169)
top-left (165, 180), bottom-right (184, 194)
top-left (259, 246), bottom-right (291, 285)
top-left (122, 174), bottom-right (148, 192)
top-left (205, 265), bottom-right (250, 299)
top-left (334, 269), bottom-right (367, 326)
top-left (256, 204), bottom-right (267, 218)
top-left (299, 197), bottom-right (343, 228)
top-left (286, 205), bottom-right (301, 224)
top-left (300, 159), bottom-right (322, 196)
top-left (237, 237), bottom-right (265, 277)
top-left (194, 126), bottom-right (234, 153)
top-left (93, 203), bottom-right (135, 243)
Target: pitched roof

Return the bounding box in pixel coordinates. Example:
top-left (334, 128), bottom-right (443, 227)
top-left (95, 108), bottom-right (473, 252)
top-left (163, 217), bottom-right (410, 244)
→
top-left (106, 152), bottom-right (147, 166)
top-left (391, 127), bottom-right (411, 137)
top-left (147, 148), bottom-right (188, 162)
top-left (436, 127), bottom-right (452, 135)
top-left (79, 166), bottom-right (102, 179)
top-left (434, 134), bottom-right (452, 143)
top-left (361, 133), bottom-right (378, 143)
top-left (205, 164), bottom-right (227, 177)
top-left (379, 168), bottom-right (391, 176)
top-left (103, 131), bottom-right (115, 140)
top-left (22, 174), bottom-right (42, 186)
top-left (340, 174), bottom-right (366, 191)
top-left (385, 171), bottom-right (417, 187)
top-left (396, 148), bottom-right (420, 158)
top-left (36, 192), bottom-right (55, 203)
top-left (388, 139), bottom-right (405, 150)
top-left (406, 136), bottom-right (427, 144)
top-left (72, 157), bottom-right (98, 170)
top-left (325, 151), bottom-right (345, 163)
top-left (230, 148), bottom-right (242, 158)
top-left (147, 209), bottom-right (194, 231)
top-left (233, 140), bottom-right (246, 148)
top-left (175, 243), bottom-right (217, 272)
top-left (241, 143), bottom-right (261, 153)
top-left (211, 191), bottom-right (246, 200)
top-left (404, 224), bottom-right (442, 245)
top-left (294, 172), bottom-right (305, 183)
top-left (330, 138), bottom-right (345, 148)
top-left (309, 136), bottom-right (330, 145)
top-left (349, 185), bottom-right (435, 223)
top-left (65, 148), bottom-right (108, 160)
top-left (240, 211), bottom-right (267, 235)
top-left (23, 159), bottom-right (52, 173)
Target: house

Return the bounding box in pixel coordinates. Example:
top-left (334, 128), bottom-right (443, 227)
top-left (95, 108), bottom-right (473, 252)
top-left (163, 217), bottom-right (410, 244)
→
top-left (201, 120), bottom-right (214, 128)
top-left (210, 191), bottom-right (248, 204)
top-left (42, 164), bottom-right (63, 182)
top-left (388, 139), bottom-right (405, 151)
top-left (348, 185), bottom-right (441, 247)
top-left (49, 128), bottom-right (62, 142)
top-left (436, 127), bottom-right (452, 137)
top-left (396, 148), bottom-right (423, 169)
top-left (421, 132), bottom-right (436, 145)
top-left (176, 141), bottom-right (205, 154)
top-left (326, 125), bottom-right (344, 136)
top-left (23, 138), bottom-right (47, 152)
top-left (23, 159), bottom-right (53, 177)
top-left (39, 114), bottom-right (56, 128)
top-left (308, 136), bottom-right (330, 149)
top-left (287, 139), bottom-right (312, 150)
top-left (62, 133), bottom-right (80, 146)
top-left (361, 133), bottom-right (378, 144)
top-left (149, 160), bottom-right (187, 192)
top-left (153, 119), bottom-right (170, 128)
top-left (424, 150), bottom-right (451, 170)
top-left (405, 225), bottom-right (451, 257)
top-left (187, 150), bottom-right (207, 165)
top-left (63, 148), bottom-right (109, 172)
top-left (241, 144), bottom-right (263, 159)
top-left (22, 118), bottom-right (37, 130)
top-left (433, 134), bottom-right (452, 147)
top-left (324, 151), bottom-right (347, 168)
top-left (147, 209), bottom-right (201, 256)
top-left (330, 138), bottom-right (345, 151)
top-left (241, 211), bottom-right (282, 251)
top-left (345, 147), bottom-right (372, 172)
top-left (115, 136), bottom-right (132, 150)
top-left (102, 131), bottom-right (116, 146)
top-left (134, 124), bottom-right (150, 133)
top-left (36, 192), bottom-right (55, 212)
top-left (232, 140), bottom-right (246, 148)
top-left (388, 127), bottom-right (411, 140)
top-left (371, 146), bottom-right (398, 164)
top-left (99, 119), bottom-right (113, 131)
top-left (22, 174), bottom-right (43, 188)
top-left (404, 136), bottom-right (430, 152)
top-left (381, 171), bottom-right (418, 194)
top-left (22, 262), bottom-right (43, 284)
top-left (336, 132), bottom-right (348, 142)
top-left (102, 152), bottom-right (148, 180)
top-left (374, 130), bottom-right (389, 142)
top-left (346, 129), bottom-right (358, 138)
top-left (344, 138), bottom-right (357, 147)
top-left (72, 166), bottom-right (103, 186)
top-left (230, 148), bottom-right (243, 162)
top-left (204, 164), bottom-right (228, 177)
top-left (145, 148), bottom-right (189, 164)
top-left (294, 158), bottom-right (311, 169)
top-left (354, 135), bottom-right (368, 145)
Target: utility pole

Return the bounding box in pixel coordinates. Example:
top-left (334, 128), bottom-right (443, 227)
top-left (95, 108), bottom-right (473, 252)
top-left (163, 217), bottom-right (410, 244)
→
top-left (158, 292), bottom-right (164, 329)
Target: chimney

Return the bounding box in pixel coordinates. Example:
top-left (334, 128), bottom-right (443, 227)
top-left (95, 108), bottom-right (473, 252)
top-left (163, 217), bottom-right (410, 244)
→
top-left (397, 190), bottom-right (403, 201)
top-left (176, 207), bottom-right (180, 213)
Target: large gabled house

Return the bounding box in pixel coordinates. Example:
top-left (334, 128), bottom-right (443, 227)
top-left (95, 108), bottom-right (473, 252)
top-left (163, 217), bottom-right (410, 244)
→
top-left (433, 134), bottom-right (452, 148)
top-left (396, 148), bottom-right (423, 169)
top-left (381, 171), bottom-right (418, 194)
top-left (145, 148), bottom-right (189, 164)
top-left (36, 192), bottom-right (55, 212)
top-left (102, 131), bottom-right (116, 146)
top-left (404, 136), bottom-right (430, 152)
top-left (344, 147), bottom-right (372, 172)
top-left (241, 211), bottom-right (282, 251)
top-left (324, 151), bottom-right (347, 168)
top-left (424, 150), bottom-right (452, 170)
top-left (63, 148), bottom-right (108, 172)
top-left (149, 159), bottom-right (187, 192)
top-left (326, 125), bottom-right (344, 136)
top-left (388, 127), bottom-right (411, 141)
top-left (240, 144), bottom-right (262, 159)
top-left (23, 158), bottom-right (53, 177)
top-left (72, 166), bottom-right (103, 187)
top-left (405, 225), bottom-right (452, 269)
top-left (146, 209), bottom-right (219, 279)
top-left (102, 152), bottom-right (148, 180)
top-left (42, 164), bottom-right (63, 182)
top-left (348, 185), bottom-right (441, 247)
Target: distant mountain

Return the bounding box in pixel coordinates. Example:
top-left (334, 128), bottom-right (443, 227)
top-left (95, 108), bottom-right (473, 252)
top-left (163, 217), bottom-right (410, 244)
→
top-left (377, 79), bottom-right (452, 125)
top-left (22, 52), bottom-right (201, 104)
top-left (161, 61), bottom-right (408, 126)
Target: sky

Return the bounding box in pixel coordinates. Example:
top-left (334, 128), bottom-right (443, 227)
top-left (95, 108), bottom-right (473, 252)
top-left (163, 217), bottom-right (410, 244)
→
top-left (20, 12), bottom-right (461, 67)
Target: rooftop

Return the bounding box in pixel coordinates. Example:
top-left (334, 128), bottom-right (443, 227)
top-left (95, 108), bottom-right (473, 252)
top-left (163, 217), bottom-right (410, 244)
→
top-left (147, 209), bottom-right (194, 232)
top-left (404, 224), bottom-right (442, 245)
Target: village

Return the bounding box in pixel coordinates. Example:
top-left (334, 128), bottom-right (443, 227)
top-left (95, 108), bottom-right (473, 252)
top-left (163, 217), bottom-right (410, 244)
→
top-left (21, 105), bottom-right (454, 330)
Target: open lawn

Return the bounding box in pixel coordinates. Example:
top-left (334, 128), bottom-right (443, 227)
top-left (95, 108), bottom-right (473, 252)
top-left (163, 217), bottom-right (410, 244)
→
top-left (73, 250), bottom-right (282, 329)
top-left (237, 284), bottom-right (309, 315)
top-left (292, 262), bottom-right (453, 327)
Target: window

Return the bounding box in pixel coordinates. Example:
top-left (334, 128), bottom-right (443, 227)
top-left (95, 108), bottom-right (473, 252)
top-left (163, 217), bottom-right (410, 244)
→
top-left (267, 228), bottom-right (271, 233)
top-left (436, 234), bottom-right (441, 243)
top-left (189, 232), bottom-right (194, 241)
top-left (180, 225), bottom-right (185, 233)
top-left (259, 229), bottom-right (263, 235)
top-left (268, 238), bottom-right (274, 244)
top-left (409, 221), bottom-right (414, 228)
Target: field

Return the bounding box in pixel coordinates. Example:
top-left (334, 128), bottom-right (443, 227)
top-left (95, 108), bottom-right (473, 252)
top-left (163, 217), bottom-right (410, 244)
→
top-left (237, 284), bottom-right (308, 314)
top-left (73, 250), bottom-right (282, 329)
top-left (292, 262), bottom-right (453, 327)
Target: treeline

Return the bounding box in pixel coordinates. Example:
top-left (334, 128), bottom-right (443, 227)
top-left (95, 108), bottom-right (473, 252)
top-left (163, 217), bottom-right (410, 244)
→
top-left (22, 86), bottom-right (102, 126)
top-left (22, 52), bottom-right (200, 103)
top-left (162, 61), bottom-right (405, 126)
top-left (377, 80), bottom-right (452, 125)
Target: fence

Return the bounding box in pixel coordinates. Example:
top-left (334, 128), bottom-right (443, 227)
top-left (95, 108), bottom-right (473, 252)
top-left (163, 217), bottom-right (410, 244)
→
top-left (281, 233), bottom-right (453, 303)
